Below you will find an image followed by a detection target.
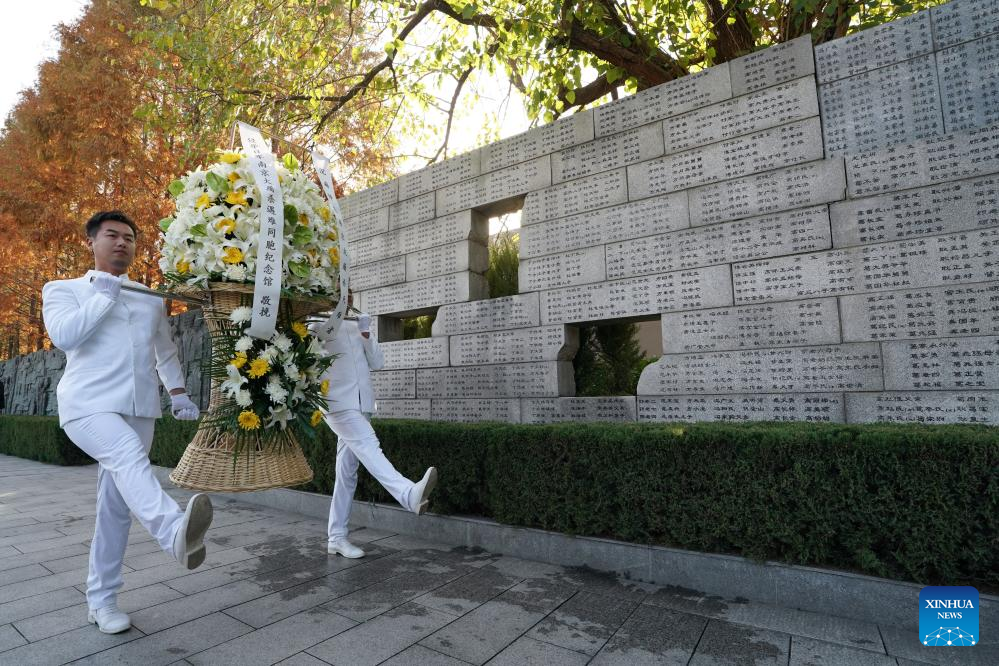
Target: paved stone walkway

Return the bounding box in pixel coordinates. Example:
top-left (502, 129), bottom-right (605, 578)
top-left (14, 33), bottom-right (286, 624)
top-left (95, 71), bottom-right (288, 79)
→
top-left (0, 454), bottom-right (991, 665)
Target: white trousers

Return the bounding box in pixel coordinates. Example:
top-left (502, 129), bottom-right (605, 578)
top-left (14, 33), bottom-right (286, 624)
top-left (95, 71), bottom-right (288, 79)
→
top-left (63, 413), bottom-right (184, 610)
top-left (325, 410), bottom-right (415, 541)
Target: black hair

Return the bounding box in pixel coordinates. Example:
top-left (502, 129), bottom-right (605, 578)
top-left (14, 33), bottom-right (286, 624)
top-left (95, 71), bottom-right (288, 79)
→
top-left (85, 211), bottom-right (138, 238)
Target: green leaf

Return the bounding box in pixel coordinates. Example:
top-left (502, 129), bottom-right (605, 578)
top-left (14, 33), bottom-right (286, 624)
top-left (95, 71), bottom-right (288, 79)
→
top-left (158, 217), bottom-right (173, 232)
top-left (284, 203), bottom-right (298, 224)
top-left (461, 3), bottom-right (476, 19)
top-left (205, 171), bottom-right (229, 194)
top-left (167, 180), bottom-right (185, 197)
top-left (189, 223), bottom-right (208, 236)
top-left (292, 225), bottom-right (313, 245)
top-left (288, 261), bottom-right (310, 278)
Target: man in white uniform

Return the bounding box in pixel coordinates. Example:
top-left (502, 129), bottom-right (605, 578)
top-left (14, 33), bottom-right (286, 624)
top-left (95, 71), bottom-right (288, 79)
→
top-left (42, 211), bottom-right (214, 634)
top-left (315, 293), bottom-right (438, 558)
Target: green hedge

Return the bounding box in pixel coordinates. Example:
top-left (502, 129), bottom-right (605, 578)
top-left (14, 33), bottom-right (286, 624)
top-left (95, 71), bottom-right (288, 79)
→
top-left (0, 415), bottom-right (95, 465)
top-left (3, 415), bottom-right (996, 587)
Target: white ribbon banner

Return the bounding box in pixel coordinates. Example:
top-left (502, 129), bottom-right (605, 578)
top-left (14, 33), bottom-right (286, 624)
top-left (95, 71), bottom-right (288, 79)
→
top-left (311, 150), bottom-right (351, 340)
top-left (239, 122), bottom-right (284, 340)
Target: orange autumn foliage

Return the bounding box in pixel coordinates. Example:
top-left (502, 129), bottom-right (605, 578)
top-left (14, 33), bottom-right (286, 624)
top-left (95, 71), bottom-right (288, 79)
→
top-left (0, 1), bottom-right (216, 359)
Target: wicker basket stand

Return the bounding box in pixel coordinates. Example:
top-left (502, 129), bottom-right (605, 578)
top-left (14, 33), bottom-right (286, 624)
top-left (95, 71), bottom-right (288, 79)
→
top-left (169, 283), bottom-right (331, 492)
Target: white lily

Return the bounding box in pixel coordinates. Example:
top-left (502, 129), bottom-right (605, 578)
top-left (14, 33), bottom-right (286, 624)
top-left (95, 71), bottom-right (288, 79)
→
top-left (266, 405), bottom-right (293, 430)
top-left (220, 364), bottom-right (247, 397)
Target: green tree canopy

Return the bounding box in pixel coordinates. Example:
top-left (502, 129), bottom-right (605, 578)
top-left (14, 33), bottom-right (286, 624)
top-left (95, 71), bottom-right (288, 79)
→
top-left (138, 0), bottom-right (944, 168)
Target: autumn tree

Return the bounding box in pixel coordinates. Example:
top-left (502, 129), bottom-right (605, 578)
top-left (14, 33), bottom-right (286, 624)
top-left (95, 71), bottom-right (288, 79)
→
top-left (134, 0), bottom-right (399, 190)
top-left (0, 0), bottom-right (394, 359)
top-left (139, 0), bottom-right (946, 161)
top-left (0, 1), bottom-right (174, 357)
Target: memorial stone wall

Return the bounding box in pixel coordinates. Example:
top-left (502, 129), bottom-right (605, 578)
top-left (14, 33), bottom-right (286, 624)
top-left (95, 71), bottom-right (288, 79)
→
top-left (3, 0), bottom-right (996, 425)
top-left (333, 0), bottom-right (999, 425)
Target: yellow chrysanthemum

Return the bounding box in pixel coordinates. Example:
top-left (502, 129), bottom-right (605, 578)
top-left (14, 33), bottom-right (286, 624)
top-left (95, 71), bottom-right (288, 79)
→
top-left (291, 322), bottom-right (308, 340)
top-left (175, 260), bottom-right (190, 274)
top-left (216, 219), bottom-right (236, 234)
top-left (328, 247), bottom-right (339, 264)
top-left (220, 152), bottom-right (242, 164)
top-left (326, 230), bottom-right (337, 241)
top-left (227, 172), bottom-right (240, 184)
top-left (319, 207), bottom-right (331, 222)
top-left (225, 190), bottom-right (248, 207)
top-left (298, 212), bottom-right (309, 226)
top-left (222, 247), bottom-right (244, 264)
top-left (310, 410), bottom-right (323, 427)
top-left (238, 410), bottom-right (261, 430)
top-left (195, 193), bottom-right (211, 210)
top-left (229, 352), bottom-right (247, 369)
top-left (248, 358), bottom-right (270, 379)
top-left (320, 379), bottom-right (330, 395)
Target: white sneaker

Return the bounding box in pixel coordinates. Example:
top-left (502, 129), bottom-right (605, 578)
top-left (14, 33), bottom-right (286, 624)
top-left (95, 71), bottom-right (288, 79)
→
top-left (327, 538), bottom-right (365, 558)
top-left (88, 605), bottom-right (131, 634)
top-left (173, 493), bottom-right (213, 570)
top-left (410, 467), bottom-right (438, 515)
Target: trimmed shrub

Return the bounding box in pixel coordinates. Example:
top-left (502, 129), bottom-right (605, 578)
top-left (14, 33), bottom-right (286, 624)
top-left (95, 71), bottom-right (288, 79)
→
top-left (4, 415), bottom-right (996, 586)
top-left (0, 415), bottom-right (94, 465)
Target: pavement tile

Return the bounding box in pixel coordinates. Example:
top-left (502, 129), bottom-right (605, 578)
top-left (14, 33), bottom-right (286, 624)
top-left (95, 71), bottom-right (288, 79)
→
top-left (13, 582), bottom-right (183, 642)
top-left (881, 624), bottom-right (999, 665)
top-left (418, 580), bottom-right (577, 665)
top-left (527, 590), bottom-right (639, 656)
top-left (275, 653), bottom-right (332, 666)
top-left (340, 526), bottom-right (400, 544)
top-left (489, 636), bottom-right (590, 665)
top-left (0, 516), bottom-right (41, 530)
top-left (0, 563), bottom-right (50, 588)
top-left (223, 573), bottom-right (361, 628)
top-left (0, 543), bottom-right (89, 570)
top-left (306, 601), bottom-right (456, 665)
top-left (0, 529), bottom-right (70, 550)
top-left (187, 606), bottom-right (355, 665)
top-left (72, 611), bottom-right (251, 665)
top-left (644, 587), bottom-right (885, 651)
top-left (485, 556), bottom-right (571, 580)
top-left (689, 619), bottom-right (790, 665)
top-left (414, 567), bottom-right (522, 617)
top-left (0, 623), bottom-right (27, 652)
top-left (0, 568), bottom-right (90, 604)
top-left (0, 620), bottom-right (143, 664)
top-left (590, 604), bottom-right (708, 665)
top-left (0, 586), bottom-right (85, 625)
top-left (378, 644), bottom-right (473, 665)
top-left (322, 568), bottom-right (468, 622)
top-left (790, 636), bottom-right (896, 665)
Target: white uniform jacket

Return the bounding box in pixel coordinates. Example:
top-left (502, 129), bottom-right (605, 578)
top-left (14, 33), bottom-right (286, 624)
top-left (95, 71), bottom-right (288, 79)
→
top-left (316, 320), bottom-right (384, 414)
top-left (42, 271), bottom-right (186, 426)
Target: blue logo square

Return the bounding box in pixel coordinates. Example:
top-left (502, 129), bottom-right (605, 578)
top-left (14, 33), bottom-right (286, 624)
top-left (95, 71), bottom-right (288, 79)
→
top-left (920, 586), bottom-right (979, 647)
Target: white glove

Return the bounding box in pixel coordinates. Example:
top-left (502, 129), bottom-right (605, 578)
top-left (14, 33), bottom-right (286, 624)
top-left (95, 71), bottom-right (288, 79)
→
top-left (357, 312), bottom-right (371, 334)
top-left (171, 393), bottom-right (200, 421)
top-left (92, 272), bottom-right (123, 300)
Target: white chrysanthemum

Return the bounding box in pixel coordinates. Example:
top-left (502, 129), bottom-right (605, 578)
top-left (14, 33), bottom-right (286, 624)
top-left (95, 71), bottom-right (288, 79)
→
top-left (259, 345), bottom-right (280, 362)
top-left (235, 389), bottom-right (253, 407)
top-left (265, 378), bottom-right (288, 405)
top-left (229, 307), bottom-right (252, 324)
top-left (283, 364), bottom-right (301, 382)
top-left (234, 336), bottom-right (254, 353)
top-left (272, 334), bottom-right (292, 353)
top-left (224, 264), bottom-right (247, 281)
